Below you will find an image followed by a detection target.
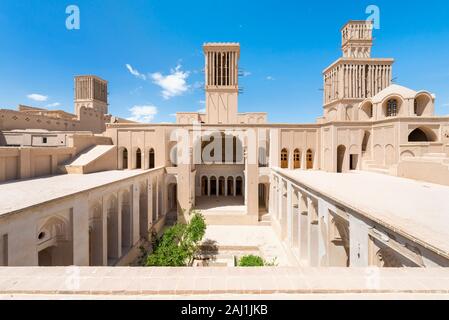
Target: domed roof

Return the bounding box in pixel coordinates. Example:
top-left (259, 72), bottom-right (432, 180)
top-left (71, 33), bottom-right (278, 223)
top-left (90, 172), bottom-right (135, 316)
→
top-left (371, 84), bottom-right (417, 104)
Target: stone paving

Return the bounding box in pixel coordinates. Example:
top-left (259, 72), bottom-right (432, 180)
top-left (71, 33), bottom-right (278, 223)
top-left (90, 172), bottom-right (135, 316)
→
top-left (0, 267), bottom-right (448, 298)
top-left (203, 226), bottom-right (290, 266)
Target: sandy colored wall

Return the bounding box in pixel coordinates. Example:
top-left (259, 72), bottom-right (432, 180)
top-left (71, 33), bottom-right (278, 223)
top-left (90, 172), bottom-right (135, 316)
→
top-left (68, 134), bottom-right (112, 154)
top-left (0, 106), bottom-right (106, 134)
top-left (0, 147), bottom-right (76, 182)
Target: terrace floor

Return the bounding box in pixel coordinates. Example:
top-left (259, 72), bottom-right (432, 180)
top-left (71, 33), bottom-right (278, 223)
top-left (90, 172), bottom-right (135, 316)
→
top-left (0, 267), bottom-right (448, 299)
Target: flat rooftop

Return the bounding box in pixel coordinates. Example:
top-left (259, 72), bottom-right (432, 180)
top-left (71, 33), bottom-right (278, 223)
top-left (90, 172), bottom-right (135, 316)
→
top-left (0, 267), bottom-right (448, 299)
top-left (279, 169), bottom-right (449, 258)
top-left (0, 170), bottom-right (153, 217)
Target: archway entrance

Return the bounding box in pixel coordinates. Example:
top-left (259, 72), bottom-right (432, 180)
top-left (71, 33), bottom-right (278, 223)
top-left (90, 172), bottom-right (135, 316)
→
top-left (408, 127), bottom-right (436, 142)
top-left (89, 203), bottom-right (103, 266)
top-left (149, 149), bottom-right (155, 169)
top-left (136, 148), bottom-right (142, 169)
top-left (201, 176), bottom-right (208, 196)
top-left (337, 145), bottom-right (346, 173)
top-left (121, 191), bottom-right (132, 253)
top-left (236, 177), bottom-right (243, 196)
top-left (37, 217), bottom-right (73, 266)
top-left (139, 182), bottom-right (149, 239)
top-left (119, 148), bottom-right (128, 170)
top-left (168, 184), bottom-right (178, 212)
top-left (106, 196), bottom-right (119, 265)
top-left (258, 183), bottom-right (269, 211)
top-left (38, 247), bottom-right (54, 266)
top-left (227, 177), bottom-right (234, 196)
top-left (210, 177), bottom-right (217, 196)
top-left (218, 177), bottom-right (225, 196)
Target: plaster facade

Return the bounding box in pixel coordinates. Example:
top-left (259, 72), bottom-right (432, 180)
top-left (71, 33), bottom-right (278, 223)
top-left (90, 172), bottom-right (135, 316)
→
top-left (0, 20), bottom-right (448, 269)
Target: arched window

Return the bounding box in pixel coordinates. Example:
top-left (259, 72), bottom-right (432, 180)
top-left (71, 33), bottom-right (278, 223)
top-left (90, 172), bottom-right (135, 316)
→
top-left (408, 128), bottom-right (436, 142)
top-left (281, 149), bottom-right (288, 169)
top-left (136, 148), bottom-right (142, 169)
top-left (386, 99), bottom-right (398, 117)
top-left (414, 94), bottom-right (432, 116)
top-left (149, 149), bottom-right (155, 169)
top-left (306, 149), bottom-right (313, 169)
top-left (258, 146), bottom-right (268, 167)
top-left (293, 149), bottom-right (301, 169)
top-left (122, 148), bottom-right (128, 170)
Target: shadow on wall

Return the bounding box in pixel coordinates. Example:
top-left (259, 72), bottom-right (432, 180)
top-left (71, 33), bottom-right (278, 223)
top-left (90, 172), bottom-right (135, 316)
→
top-left (0, 132), bottom-right (6, 146)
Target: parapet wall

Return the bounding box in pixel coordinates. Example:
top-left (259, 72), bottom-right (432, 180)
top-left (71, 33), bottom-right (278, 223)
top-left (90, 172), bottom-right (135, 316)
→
top-left (0, 147), bottom-right (76, 182)
top-left (0, 106), bottom-right (107, 134)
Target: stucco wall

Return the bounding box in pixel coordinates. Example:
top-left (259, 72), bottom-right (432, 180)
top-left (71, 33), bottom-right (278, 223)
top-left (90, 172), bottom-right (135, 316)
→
top-left (0, 147), bottom-right (76, 182)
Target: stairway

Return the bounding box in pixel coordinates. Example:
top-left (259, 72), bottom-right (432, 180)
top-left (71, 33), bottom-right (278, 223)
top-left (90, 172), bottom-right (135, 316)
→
top-left (361, 159), bottom-right (390, 175)
top-left (60, 145), bottom-right (116, 174)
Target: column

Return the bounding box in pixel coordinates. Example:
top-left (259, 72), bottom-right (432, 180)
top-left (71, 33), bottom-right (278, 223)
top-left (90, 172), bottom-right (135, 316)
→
top-left (225, 179), bottom-right (228, 197)
top-left (307, 197), bottom-right (319, 267)
top-left (269, 177), bottom-right (275, 217)
top-left (208, 177), bottom-right (211, 197)
top-left (233, 177), bottom-right (236, 197)
top-left (155, 177), bottom-right (159, 221)
top-left (287, 182), bottom-right (293, 246)
top-left (216, 178), bottom-right (219, 197)
top-left (277, 177), bottom-right (282, 222)
top-left (298, 193), bottom-right (308, 263)
top-left (101, 196), bottom-right (108, 266)
top-left (72, 195), bottom-right (90, 266)
top-left (148, 177), bottom-right (153, 226)
top-left (132, 183), bottom-right (140, 245)
top-left (117, 194), bottom-right (123, 258)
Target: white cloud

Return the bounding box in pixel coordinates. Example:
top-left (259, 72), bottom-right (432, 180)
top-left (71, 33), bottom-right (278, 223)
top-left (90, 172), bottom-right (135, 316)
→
top-left (127, 105), bottom-right (158, 123)
top-left (193, 81), bottom-right (204, 89)
top-left (169, 113), bottom-right (177, 117)
top-left (242, 71), bottom-right (252, 77)
top-left (199, 100), bottom-right (206, 105)
top-left (151, 64), bottom-right (190, 100)
top-left (126, 64), bottom-right (147, 80)
top-left (46, 102), bottom-right (61, 108)
top-left (443, 103), bottom-right (449, 107)
top-left (266, 76), bottom-right (275, 81)
top-left (27, 93), bottom-right (48, 102)
top-left (197, 108), bottom-right (206, 113)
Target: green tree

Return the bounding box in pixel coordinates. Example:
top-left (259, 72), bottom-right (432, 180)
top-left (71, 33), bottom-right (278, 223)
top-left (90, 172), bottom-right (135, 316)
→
top-left (146, 210), bottom-right (206, 267)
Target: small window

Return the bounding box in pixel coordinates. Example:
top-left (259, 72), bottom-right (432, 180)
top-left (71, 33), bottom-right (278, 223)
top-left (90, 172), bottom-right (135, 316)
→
top-left (386, 99), bottom-right (398, 117)
top-left (293, 149), bottom-right (301, 169)
top-left (42, 137), bottom-right (48, 144)
top-left (281, 149), bottom-right (288, 169)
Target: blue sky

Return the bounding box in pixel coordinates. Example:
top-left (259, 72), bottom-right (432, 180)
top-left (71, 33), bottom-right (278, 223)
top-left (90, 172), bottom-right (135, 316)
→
top-left (0, 0), bottom-right (448, 123)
